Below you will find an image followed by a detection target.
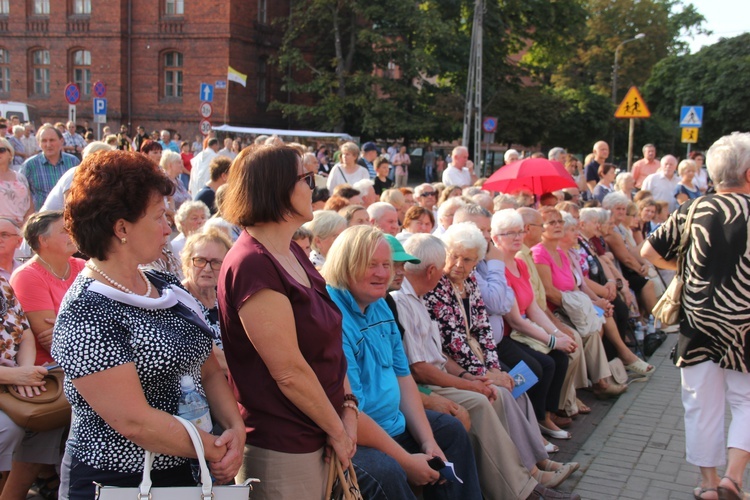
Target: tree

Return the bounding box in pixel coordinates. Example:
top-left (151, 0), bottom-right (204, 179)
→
top-left (643, 33), bottom-right (750, 151)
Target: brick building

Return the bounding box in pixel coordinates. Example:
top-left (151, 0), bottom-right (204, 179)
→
top-left (0, 0), bottom-right (294, 138)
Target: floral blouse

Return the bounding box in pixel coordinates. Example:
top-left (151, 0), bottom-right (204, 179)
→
top-left (422, 273), bottom-right (500, 376)
top-left (0, 275), bottom-right (29, 366)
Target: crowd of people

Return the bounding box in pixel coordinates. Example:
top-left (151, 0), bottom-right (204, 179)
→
top-left (0, 113), bottom-right (748, 500)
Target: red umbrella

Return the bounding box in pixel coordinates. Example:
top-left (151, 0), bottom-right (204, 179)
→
top-left (482, 158), bottom-right (577, 195)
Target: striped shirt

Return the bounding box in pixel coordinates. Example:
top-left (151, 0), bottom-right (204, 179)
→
top-left (19, 152), bottom-right (80, 211)
top-left (648, 193), bottom-right (750, 373)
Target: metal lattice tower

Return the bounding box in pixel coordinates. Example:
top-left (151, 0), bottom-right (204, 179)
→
top-left (462, 0), bottom-right (484, 171)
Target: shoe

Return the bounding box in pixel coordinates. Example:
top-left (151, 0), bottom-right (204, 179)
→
top-left (550, 414), bottom-right (572, 428)
top-left (544, 441), bottom-right (559, 454)
top-left (693, 486), bottom-right (718, 499)
top-left (593, 383), bottom-right (627, 400)
top-left (718, 476), bottom-right (748, 500)
top-left (625, 358), bottom-right (655, 376)
top-left (527, 483), bottom-right (581, 499)
top-left (542, 460), bottom-right (580, 473)
top-left (556, 409), bottom-right (578, 419)
top-left (534, 463), bottom-right (576, 488)
top-left (538, 423), bottom-right (571, 440)
top-left (575, 398), bottom-right (591, 414)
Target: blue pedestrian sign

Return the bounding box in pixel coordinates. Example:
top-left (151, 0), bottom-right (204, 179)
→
top-left (680, 106), bottom-right (703, 128)
top-left (200, 83), bottom-right (214, 103)
top-left (93, 98), bottom-right (107, 116)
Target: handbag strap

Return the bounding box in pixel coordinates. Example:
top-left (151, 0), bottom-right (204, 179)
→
top-left (676, 197), bottom-right (702, 279)
top-left (140, 416), bottom-right (213, 499)
top-left (451, 284), bottom-right (485, 365)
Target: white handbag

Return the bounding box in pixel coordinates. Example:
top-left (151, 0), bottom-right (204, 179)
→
top-left (96, 416), bottom-right (257, 500)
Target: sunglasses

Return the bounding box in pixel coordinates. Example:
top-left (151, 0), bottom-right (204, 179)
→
top-left (419, 192), bottom-right (437, 197)
top-left (297, 171), bottom-right (316, 189)
top-left (0, 148), bottom-right (9, 154)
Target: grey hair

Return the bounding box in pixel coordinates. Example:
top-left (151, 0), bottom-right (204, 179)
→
top-left (561, 212), bottom-right (577, 229)
top-left (504, 149), bottom-right (519, 163)
top-left (462, 186), bottom-right (483, 197)
top-left (455, 203), bottom-right (491, 221)
top-left (440, 221), bottom-right (487, 261)
top-left (367, 201), bottom-right (397, 222)
top-left (12, 125), bottom-right (24, 135)
top-left (414, 183), bottom-right (434, 197)
top-left (403, 234), bottom-right (447, 272)
top-left (601, 191), bottom-right (630, 210)
top-left (437, 197), bottom-right (466, 221)
top-left (302, 152), bottom-right (319, 168)
top-left (305, 210), bottom-right (347, 242)
top-left (493, 194), bottom-right (519, 211)
top-left (82, 141), bottom-right (114, 159)
top-left (491, 208), bottom-right (524, 236)
top-left (175, 201), bottom-right (210, 234)
top-left (579, 207), bottom-right (600, 225)
top-left (160, 150), bottom-right (182, 170)
top-left (352, 178), bottom-right (374, 197)
top-left (707, 132), bottom-right (750, 189)
top-left (548, 147), bottom-right (566, 161)
top-left (614, 172), bottom-right (634, 193)
top-left (594, 207), bottom-right (611, 224)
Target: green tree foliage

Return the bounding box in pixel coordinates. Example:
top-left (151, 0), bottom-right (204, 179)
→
top-left (643, 33), bottom-right (750, 150)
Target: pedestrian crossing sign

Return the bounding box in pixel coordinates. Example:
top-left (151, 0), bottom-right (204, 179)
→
top-left (614, 87), bottom-right (651, 119)
top-left (680, 106), bottom-right (703, 127)
top-left (681, 128), bottom-right (699, 144)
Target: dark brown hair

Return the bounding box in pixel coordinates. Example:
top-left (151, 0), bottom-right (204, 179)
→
top-left (139, 139), bottom-right (162, 154)
top-left (65, 150), bottom-right (175, 260)
top-left (222, 144), bottom-right (302, 226)
top-left (209, 156), bottom-right (232, 182)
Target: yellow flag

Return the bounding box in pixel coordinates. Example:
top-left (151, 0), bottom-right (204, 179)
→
top-left (227, 66), bottom-right (247, 87)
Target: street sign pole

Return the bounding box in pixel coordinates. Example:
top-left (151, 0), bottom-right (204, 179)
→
top-left (627, 118), bottom-right (635, 171)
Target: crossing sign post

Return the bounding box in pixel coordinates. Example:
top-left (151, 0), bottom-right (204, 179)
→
top-left (614, 87), bottom-right (651, 171)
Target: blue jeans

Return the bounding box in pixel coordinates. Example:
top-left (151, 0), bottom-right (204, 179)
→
top-left (352, 410), bottom-right (482, 500)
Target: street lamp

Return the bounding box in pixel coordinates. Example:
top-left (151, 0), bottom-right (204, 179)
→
top-left (611, 33), bottom-right (646, 165)
top-left (612, 33), bottom-right (646, 106)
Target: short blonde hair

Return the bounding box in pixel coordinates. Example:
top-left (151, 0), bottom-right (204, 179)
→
top-left (181, 227), bottom-right (232, 278)
top-left (160, 150), bottom-right (182, 171)
top-left (305, 210), bottom-right (347, 252)
top-left (0, 137), bottom-right (13, 157)
top-left (340, 141), bottom-right (360, 156)
top-left (380, 188), bottom-right (405, 208)
top-left (322, 225), bottom-right (390, 290)
top-left (678, 159), bottom-right (697, 176)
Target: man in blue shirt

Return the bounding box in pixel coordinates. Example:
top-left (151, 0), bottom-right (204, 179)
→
top-left (20, 125), bottom-right (80, 211)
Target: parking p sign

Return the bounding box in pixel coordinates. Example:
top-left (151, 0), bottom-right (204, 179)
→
top-left (93, 98), bottom-right (107, 116)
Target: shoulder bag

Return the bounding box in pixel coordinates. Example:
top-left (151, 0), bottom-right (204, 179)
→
top-left (325, 451), bottom-right (363, 500)
top-left (652, 197), bottom-right (702, 326)
top-left (96, 416), bottom-right (257, 500)
top-left (0, 368), bottom-right (71, 432)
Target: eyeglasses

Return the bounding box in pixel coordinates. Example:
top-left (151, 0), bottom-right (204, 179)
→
top-left (419, 192), bottom-right (437, 198)
top-left (192, 257), bottom-right (223, 271)
top-left (0, 148), bottom-right (9, 154)
top-left (297, 171), bottom-right (316, 189)
top-left (543, 219), bottom-right (564, 226)
top-left (527, 223), bottom-right (543, 228)
top-left (0, 232), bottom-right (19, 239)
top-left (498, 230), bottom-right (527, 238)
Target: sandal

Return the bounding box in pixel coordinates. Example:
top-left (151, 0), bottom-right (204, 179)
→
top-left (693, 486), bottom-right (718, 500)
top-left (31, 472), bottom-right (60, 500)
top-left (625, 358), bottom-right (655, 376)
top-left (576, 398), bottom-right (591, 414)
top-left (544, 441), bottom-right (559, 454)
top-left (718, 476), bottom-right (748, 500)
top-left (541, 460), bottom-right (580, 473)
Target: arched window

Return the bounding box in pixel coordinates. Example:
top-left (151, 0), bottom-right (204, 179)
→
top-left (31, 49), bottom-right (50, 95)
top-left (164, 51), bottom-right (183, 98)
top-left (72, 49), bottom-right (91, 95)
top-left (0, 49), bottom-right (9, 94)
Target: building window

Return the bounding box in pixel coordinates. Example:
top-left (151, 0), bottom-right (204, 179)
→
top-left (257, 58), bottom-right (267, 104)
top-left (72, 0), bottom-right (90, 14)
top-left (258, 0), bottom-right (267, 24)
top-left (73, 49), bottom-right (91, 96)
top-left (0, 49), bottom-right (9, 93)
top-left (32, 49), bottom-right (50, 95)
top-left (165, 0), bottom-right (183, 15)
top-left (33, 0), bottom-right (49, 15)
top-left (164, 51), bottom-right (183, 98)
top-left (0, 0), bottom-right (9, 15)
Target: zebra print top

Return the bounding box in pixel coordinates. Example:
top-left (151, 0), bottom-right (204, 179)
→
top-left (648, 193), bottom-right (750, 373)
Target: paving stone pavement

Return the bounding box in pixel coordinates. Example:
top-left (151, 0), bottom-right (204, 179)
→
top-left (565, 333), bottom-right (750, 500)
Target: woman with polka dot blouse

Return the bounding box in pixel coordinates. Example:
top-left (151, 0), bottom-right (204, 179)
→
top-left (51, 151), bottom-right (245, 500)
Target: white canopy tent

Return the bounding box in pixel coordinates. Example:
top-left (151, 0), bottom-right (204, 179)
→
top-left (211, 124), bottom-right (353, 141)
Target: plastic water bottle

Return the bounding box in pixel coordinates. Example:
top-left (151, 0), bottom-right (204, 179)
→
top-left (177, 375), bottom-right (213, 433)
top-left (634, 322), bottom-right (645, 359)
top-left (647, 315), bottom-right (656, 335)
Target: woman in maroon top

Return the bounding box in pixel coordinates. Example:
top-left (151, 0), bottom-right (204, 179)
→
top-left (217, 144), bottom-right (356, 499)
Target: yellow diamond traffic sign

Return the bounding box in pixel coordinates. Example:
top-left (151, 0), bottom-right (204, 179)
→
top-left (681, 127), bottom-right (698, 144)
top-left (614, 86), bottom-right (651, 119)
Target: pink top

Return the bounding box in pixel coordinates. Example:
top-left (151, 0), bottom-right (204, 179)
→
top-left (505, 259), bottom-right (535, 316)
top-left (0, 175), bottom-right (31, 226)
top-left (531, 243), bottom-right (576, 292)
top-left (10, 257), bottom-right (86, 364)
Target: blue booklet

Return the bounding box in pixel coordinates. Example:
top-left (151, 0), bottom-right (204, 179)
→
top-left (508, 360), bottom-right (539, 399)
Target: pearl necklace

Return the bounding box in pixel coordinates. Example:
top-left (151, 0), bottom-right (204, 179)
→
top-left (86, 261), bottom-right (153, 296)
top-left (36, 255), bottom-right (70, 281)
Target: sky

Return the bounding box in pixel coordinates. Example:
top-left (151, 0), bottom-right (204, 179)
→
top-left (680, 0), bottom-right (750, 53)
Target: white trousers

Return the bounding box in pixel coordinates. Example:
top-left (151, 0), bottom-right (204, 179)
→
top-left (681, 361), bottom-right (750, 467)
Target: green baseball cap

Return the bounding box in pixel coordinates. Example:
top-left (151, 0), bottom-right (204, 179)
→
top-left (384, 234), bottom-right (421, 264)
